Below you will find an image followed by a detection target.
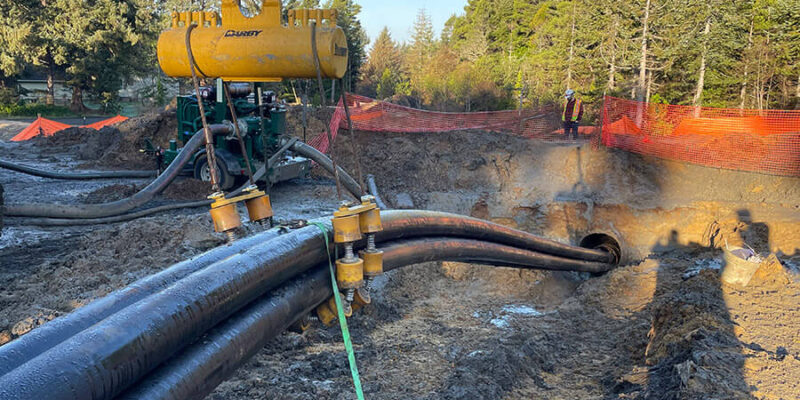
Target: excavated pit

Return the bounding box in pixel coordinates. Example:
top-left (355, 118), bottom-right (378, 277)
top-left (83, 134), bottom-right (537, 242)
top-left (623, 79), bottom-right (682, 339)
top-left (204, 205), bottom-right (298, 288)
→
top-left (1, 119), bottom-right (799, 399)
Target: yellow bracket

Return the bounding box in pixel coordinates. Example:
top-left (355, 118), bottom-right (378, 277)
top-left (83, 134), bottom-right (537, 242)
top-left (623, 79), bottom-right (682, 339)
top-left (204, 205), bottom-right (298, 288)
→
top-left (208, 189), bottom-right (267, 208)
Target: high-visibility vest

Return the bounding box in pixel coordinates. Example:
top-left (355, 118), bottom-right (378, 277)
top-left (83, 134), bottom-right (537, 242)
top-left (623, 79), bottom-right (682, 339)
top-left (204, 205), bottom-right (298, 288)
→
top-left (562, 98), bottom-right (582, 122)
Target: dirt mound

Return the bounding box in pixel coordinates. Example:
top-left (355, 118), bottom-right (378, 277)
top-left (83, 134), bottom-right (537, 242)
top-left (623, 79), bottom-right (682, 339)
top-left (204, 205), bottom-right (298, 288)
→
top-left (33, 126), bottom-right (123, 161)
top-left (162, 178), bottom-right (212, 201)
top-left (79, 183), bottom-right (143, 204)
top-left (92, 107), bottom-right (177, 169)
top-left (285, 105), bottom-right (335, 141)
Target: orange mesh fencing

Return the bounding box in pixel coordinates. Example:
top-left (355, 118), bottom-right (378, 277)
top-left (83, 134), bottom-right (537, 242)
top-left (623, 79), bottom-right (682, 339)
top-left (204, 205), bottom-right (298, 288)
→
top-left (308, 94), bottom-right (564, 154)
top-left (601, 96), bottom-right (800, 176)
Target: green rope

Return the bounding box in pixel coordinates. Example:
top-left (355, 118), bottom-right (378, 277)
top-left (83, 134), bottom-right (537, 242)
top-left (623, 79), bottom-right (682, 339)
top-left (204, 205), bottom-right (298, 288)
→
top-left (310, 222), bottom-right (366, 400)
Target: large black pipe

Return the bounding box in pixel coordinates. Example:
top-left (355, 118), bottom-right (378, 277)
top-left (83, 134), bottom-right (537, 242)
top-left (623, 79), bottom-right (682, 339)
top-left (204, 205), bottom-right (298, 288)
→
top-left (120, 237), bottom-right (613, 400)
top-left (0, 159), bottom-right (156, 179)
top-left (0, 223), bottom-right (293, 378)
top-left (0, 210), bottom-right (613, 380)
top-left (3, 124), bottom-right (229, 219)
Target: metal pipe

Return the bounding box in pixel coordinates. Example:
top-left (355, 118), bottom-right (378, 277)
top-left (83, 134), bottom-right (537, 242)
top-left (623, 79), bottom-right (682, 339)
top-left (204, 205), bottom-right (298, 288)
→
top-left (3, 123), bottom-right (231, 219)
top-left (284, 138), bottom-right (363, 200)
top-left (119, 237), bottom-right (614, 400)
top-left (0, 210), bottom-right (612, 381)
top-left (366, 174), bottom-right (390, 210)
top-left (0, 160), bottom-right (156, 179)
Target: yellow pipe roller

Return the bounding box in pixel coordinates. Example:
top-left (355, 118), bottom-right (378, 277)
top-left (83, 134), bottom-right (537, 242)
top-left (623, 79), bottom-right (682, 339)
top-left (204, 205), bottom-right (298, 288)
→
top-left (157, 0), bottom-right (348, 82)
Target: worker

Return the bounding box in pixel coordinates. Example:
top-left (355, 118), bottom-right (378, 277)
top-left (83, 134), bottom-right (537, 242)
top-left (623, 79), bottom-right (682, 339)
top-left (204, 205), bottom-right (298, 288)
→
top-left (562, 89), bottom-right (583, 140)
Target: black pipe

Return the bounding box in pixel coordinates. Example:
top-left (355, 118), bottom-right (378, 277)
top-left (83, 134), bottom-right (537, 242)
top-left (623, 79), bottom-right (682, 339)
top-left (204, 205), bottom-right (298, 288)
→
top-left (0, 210), bottom-right (612, 380)
top-left (0, 222), bottom-right (334, 400)
top-left (119, 237), bottom-right (614, 400)
top-left (285, 139), bottom-right (363, 200)
top-left (0, 159), bottom-right (156, 179)
top-left (0, 223), bottom-right (296, 378)
top-left (3, 124), bottom-right (230, 219)
top-left (372, 210), bottom-right (614, 264)
top-left (5, 200), bottom-right (212, 226)
top-left (366, 174), bottom-right (390, 210)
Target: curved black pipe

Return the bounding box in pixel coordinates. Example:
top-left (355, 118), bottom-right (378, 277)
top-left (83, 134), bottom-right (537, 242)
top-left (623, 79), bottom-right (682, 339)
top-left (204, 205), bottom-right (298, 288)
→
top-left (373, 210), bottom-right (614, 264)
top-left (5, 200), bottom-right (212, 226)
top-left (366, 173), bottom-right (390, 210)
top-left (0, 210), bottom-right (612, 381)
top-left (286, 139), bottom-right (363, 200)
top-left (0, 159), bottom-right (156, 179)
top-left (3, 124), bottom-right (229, 219)
top-left (119, 237), bottom-right (613, 400)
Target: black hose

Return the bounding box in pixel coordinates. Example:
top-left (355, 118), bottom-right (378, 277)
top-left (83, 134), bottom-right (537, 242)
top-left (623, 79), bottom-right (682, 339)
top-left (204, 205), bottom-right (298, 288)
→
top-left (285, 139), bottom-right (363, 200)
top-left (5, 200), bottom-right (212, 226)
top-left (0, 210), bottom-right (613, 380)
top-left (366, 173), bottom-right (390, 209)
top-left (119, 237), bottom-right (612, 400)
top-left (0, 159), bottom-right (156, 179)
top-left (2, 124), bottom-right (230, 219)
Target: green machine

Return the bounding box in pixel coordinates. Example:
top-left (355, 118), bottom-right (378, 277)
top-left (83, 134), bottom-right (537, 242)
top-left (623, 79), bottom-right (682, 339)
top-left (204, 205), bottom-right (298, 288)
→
top-left (154, 80), bottom-right (311, 190)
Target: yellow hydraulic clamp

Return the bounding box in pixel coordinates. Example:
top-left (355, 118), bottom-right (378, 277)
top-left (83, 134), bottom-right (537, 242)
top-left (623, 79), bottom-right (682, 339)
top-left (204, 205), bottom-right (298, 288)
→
top-left (157, 0), bottom-right (348, 82)
top-left (350, 287), bottom-right (371, 313)
top-left (331, 203), bottom-right (365, 304)
top-left (330, 197), bottom-right (383, 307)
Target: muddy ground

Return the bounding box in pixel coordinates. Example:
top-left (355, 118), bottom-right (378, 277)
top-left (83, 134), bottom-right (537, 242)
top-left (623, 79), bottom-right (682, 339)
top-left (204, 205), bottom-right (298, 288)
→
top-left (1, 114), bottom-right (799, 399)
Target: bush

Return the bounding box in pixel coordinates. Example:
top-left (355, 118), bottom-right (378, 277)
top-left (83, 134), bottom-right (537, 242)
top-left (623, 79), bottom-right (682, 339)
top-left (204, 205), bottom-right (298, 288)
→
top-left (0, 102), bottom-right (74, 117)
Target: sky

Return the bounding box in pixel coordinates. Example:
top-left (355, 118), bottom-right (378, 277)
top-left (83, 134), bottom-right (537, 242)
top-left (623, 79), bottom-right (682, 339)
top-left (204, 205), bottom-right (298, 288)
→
top-left (357, 0), bottom-right (468, 45)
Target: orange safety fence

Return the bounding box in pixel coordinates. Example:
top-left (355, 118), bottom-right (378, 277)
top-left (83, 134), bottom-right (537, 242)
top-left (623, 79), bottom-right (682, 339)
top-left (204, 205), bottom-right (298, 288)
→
top-left (308, 93), bottom-right (567, 154)
top-left (601, 96), bottom-right (800, 176)
top-left (11, 117), bottom-right (72, 141)
top-left (11, 115), bottom-right (129, 142)
top-left (82, 115), bottom-right (128, 130)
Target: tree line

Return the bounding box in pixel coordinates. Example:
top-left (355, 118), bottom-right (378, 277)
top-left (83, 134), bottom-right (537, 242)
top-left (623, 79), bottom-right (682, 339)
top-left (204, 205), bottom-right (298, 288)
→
top-left (358, 0), bottom-right (799, 114)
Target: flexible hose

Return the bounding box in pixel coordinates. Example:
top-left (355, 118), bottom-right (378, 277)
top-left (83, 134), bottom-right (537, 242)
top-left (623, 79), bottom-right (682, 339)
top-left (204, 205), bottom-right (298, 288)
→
top-left (0, 210), bottom-right (614, 380)
top-left (285, 138), bottom-right (363, 199)
top-left (4, 200), bottom-right (212, 227)
top-left (2, 124), bottom-right (230, 219)
top-left (119, 237), bottom-right (611, 400)
top-left (0, 160), bottom-right (156, 179)
top-left (366, 174), bottom-right (390, 210)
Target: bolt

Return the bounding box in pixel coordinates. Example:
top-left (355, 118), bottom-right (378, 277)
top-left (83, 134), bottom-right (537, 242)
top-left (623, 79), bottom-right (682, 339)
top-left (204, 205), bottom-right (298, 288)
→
top-left (345, 288), bottom-right (355, 303)
top-left (365, 277), bottom-right (374, 291)
top-left (344, 242), bottom-right (355, 260)
top-left (225, 230), bottom-right (236, 242)
top-left (367, 234), bottom-right (376, 252)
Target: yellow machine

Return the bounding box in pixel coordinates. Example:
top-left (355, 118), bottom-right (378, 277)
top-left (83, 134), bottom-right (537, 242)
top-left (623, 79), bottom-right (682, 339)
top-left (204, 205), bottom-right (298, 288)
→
top-left (157, 0), bottom-right (348, 81)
